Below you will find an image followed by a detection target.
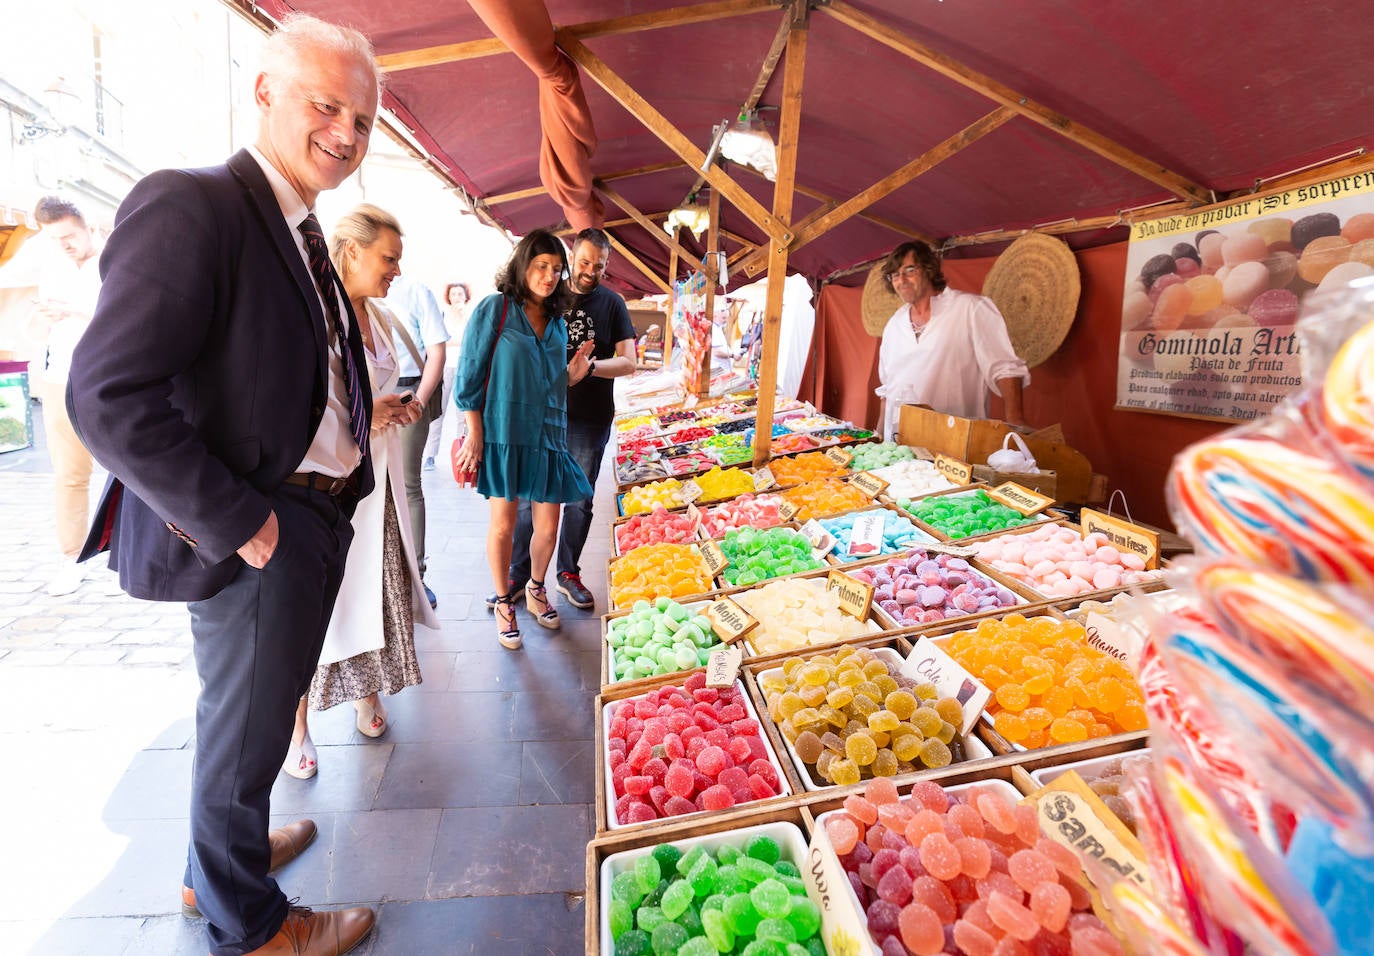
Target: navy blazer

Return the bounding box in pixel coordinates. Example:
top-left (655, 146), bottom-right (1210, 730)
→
top-left (67, 149), bottom-right (374, 602)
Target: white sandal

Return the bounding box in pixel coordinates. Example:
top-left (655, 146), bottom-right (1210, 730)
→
top-left (282, 731), bottom-right (317, 779)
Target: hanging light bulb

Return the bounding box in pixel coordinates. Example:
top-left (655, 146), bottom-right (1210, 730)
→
top-left (719, 110), bottom-right (777, 181)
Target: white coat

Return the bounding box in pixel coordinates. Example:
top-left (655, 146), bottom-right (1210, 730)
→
top-left (319, 300), bottom-right (439, 666)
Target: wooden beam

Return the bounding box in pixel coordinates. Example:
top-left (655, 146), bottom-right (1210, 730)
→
top-left (740, 106), bottom-right (1016, 276)
top-left (558, 31), bottom-right (793, 244)
top-left (822, 0), bottom-right (1211, 205)
top-left (664, 229), bottom-right (680, 367)
top-left (377, 0), bottom-right (779, 72)
top-left (484, 160), bottom-right (684, 207)
top-left (753, 1), bottom-right (808, 466)
top-left (734, 163), bottom-right (922, 239)
top-left (596, 180), bottom-right (702, 268)
top-left (605, 232), bottom-right (672, 295)
top-left (697, 184), bottom-right (723, 397)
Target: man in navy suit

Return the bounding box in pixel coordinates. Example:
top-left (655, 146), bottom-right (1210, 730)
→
top-left (68, 15), bottom-right (381, 956)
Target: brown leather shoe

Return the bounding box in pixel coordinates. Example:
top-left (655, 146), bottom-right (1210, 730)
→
top-left (181, 820), bottom-right (318, 918)
top-left (238, 906), bottom-right (376, 955)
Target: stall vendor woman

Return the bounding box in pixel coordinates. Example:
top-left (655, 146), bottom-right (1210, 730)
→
top-left (875, 240), bottom-right (1029, 441)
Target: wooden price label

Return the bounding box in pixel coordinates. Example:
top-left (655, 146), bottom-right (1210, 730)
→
top-left (986, 481), bottom-right (1054, 515)
top-left (934, 454), bottom-right (973, 485)
top-left (752, 466), bottom-right (778, 491)
top-left (823, 445), bottom-right (855, 467)
top-left (778, 499), bottom-right (801, 522)
top-left (1025, 770), bottom-right (1152, 891)
top-left (849, 471), bottom-right (889, 498)
top-left (684, 502), bottom-right (703, 527)
top-left (699, 539), bottom-right (729, 577)
top-left (826, 569), bottom-right (874, 620)
top-left (679, 479), bottom-right (705, 505)
top-left (705, 645), bottom-right (743, 688)
top-left (900, 637), bottom-right (992, 736)
top-left (705, 597), bottom-right (759, 645)
top-left (1078, 508), bottom-right (1161, 570)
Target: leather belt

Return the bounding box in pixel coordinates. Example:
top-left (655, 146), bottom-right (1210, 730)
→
top-left (283, 471), bottom-right (358, 496)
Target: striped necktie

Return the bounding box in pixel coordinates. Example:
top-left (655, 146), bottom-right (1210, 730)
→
top-left (299, 214), bottom-right (368, 457)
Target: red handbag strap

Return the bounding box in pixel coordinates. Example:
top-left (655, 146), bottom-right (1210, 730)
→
top-left (478, 296), bottom-right (508, 408)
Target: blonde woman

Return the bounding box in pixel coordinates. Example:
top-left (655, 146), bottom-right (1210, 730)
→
top-left (283, 204), bottom-right (439, 779)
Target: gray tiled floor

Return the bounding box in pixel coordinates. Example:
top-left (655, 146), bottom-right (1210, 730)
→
top-left (2, 402), bottom-right (610, 955)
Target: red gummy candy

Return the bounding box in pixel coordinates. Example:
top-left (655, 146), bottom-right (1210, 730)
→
top-left (908, 780), bottom-right (949, 813)
top-left (718, 702), bottom-right (746, 722)
top-left (684, 671), bottom-right (706, 691)
top-left (727, 736), bottom-right (753, 763)
top-left (718, 766), bottom-right (749, 791)
top-left (897, 901), bottom-right (944, 955)
top-left (648, 784), bottom-right (670, 813)
top-left (988, 889), bottom-right (1040, 942)
top-left (876, 864), bottom-right (913, 906)
top-left (662, 795), bottom-right (696, 817)
top-left (700, 783), bottom-right (735, 811)
top-left (1030, 881), bottom-right (1071, 933)
top-left (663, 762), bottom-right (694, 798)
top-left (748, 759), bottom-right (780, 789)
top-left (625, 801), bottom-right (658, 824)
top-left (642, 757), bottom-right (667, 785)
top-left (695, 745), bottom-right (728, 776)
top-left (624, 775), bottom-right (653, 796)
top-left (747, 772), bottom-right (777, 798)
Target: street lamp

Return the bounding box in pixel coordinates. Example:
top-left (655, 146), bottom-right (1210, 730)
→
top-left (21, 77), bottom-right (81, 142)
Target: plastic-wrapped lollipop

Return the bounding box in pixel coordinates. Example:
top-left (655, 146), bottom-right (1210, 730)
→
top-left (1194, 561), bottom-right (1374, 722)
top-left (1319, 317), bottom-right (1374, 480)
top-left (1167, 426), bottom-right (1374, 588)
top-left (1155, 753), bottom-right (1337, 956)
top-left (1157, 609), bottom-right (1374, 834)
top-left (1106, 878), bottom-right (1212, 956)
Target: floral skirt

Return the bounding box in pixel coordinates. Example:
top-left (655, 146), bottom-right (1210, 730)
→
top-left (309, 483), bottom-right (423, 710)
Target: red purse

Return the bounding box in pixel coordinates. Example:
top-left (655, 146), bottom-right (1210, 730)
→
top-left (451, 297), bottom-right (507, 487)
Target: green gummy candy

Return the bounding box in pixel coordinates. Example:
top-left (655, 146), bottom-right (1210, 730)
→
top-left (716, 844), bottom-right (742, 866)
top-left (659, 879), bottom-right (694, 919)
top-left (652, 843), bottom-right (683, 872)
top-left (675, 903), bottom-right (703, 936)
top-left (612, 870), bottom-right (645, 907)
top-left (785, 944), bottom-right (815, 956)
top-left (634, 855), bottom-right (662, 892)
top-left (754, 917), bottom-right (798, 942)
top-left (667, 602), bottom-right (689, 622)
top-left (701, 908), bottom-right (735, 952)
top-left (750, 878), bottom-right (791, 919)
top-left (636, 904), bottom-right (667, 932)
top-left (674, 645), bottom-right (697, 669)
top-left (713, 863), bottom-right (746, 895)
top-left (784, 897), bottom-right (821, 938)
top-left (633, 600), bottom-right (652, 613)
top-left (677, 937), bottom-right (716, 956)
top-left (737, 856), bottom-right (776, 885)
top-left (741, 939), bottom-right (789, 956)
top-left (687, 854), bottom-right (719, 896)
top-left (723, 892), bottom-right (761, 935)
top-left (779, 875), bottom-right (807, 897)
top-left (609, 898), bottom-right (634, 938)
top-left (643, 879), bottom-right (670, 907)
top-left (700, 892), bottom-right (728, 913)
top-left (676, 844), bottom-right (707, 876)
top-left (650, 920), bottom-right (689, 955)
top-left (613, 928), bottom-right (652, 956)
top-left (771, 860), bottom-right (800, 879)
top-left (655, 596), bottom-right (672, 611)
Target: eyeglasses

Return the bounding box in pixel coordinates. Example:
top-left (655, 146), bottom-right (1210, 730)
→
top-left (885, 265), bottom-right (922, 284)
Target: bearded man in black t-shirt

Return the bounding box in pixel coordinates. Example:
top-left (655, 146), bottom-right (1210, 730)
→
top-left (489, 227), bottom-right (637, 610)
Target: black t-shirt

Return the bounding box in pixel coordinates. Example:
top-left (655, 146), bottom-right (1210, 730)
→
top-left (565, 283), bottom-right (635, 426)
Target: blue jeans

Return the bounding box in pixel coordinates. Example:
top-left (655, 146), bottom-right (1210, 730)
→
top-left (509, 419), bottom-right (610, 585)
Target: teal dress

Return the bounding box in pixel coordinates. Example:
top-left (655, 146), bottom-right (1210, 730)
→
top-left (453, 293), bottom-right (593, 503)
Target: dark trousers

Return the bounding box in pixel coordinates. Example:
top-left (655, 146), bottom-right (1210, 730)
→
top-left (183, 485), bottom-right (354, 955)
top-left (510, 419), bottom-right (611, 585)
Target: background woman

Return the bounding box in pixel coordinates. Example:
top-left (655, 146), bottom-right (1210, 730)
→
top-left (283, 204), bottom-right (439, 779)
top-left (452, 229), bottom-right (593, 649)
top-left (424, 281), bottom-right (471, 470)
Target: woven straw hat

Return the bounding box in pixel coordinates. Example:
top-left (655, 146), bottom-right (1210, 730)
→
top-left (981, 232), bottom-right (1080, 368)
top-left (860, 262), bottom-right (903, 337)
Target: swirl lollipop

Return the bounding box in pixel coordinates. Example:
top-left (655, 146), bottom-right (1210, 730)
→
top-left (1320, 317), bottom-right (1374, 480)
top-left (1168, 436), bottom-right (1374, 588)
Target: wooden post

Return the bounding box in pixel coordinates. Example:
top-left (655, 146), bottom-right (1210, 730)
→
top-left (697, 183), bottom-right (722, 398)
top-left (664, 230), bottom-right (679, 368)
top-left (751, 2), bottom-right (807, 466)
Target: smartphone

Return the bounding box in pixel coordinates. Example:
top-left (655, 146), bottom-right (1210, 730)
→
top-left (399, 392), bottom-right (414, 405)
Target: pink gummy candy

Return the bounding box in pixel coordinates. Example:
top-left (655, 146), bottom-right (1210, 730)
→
top-left (949, 802), bottom-right (986, 839)
top-left (909, 779), bottom-right (949, 813)
top-left (977, 869), bottom-right (1024, 904)
top-left (876, 864), bottom-right (914, 906)
top-left (1035, 838), bottom-right (1082, 879)
top-left (910, 874), bottom-right (955, 923)
top-left (866, 776), bottom-right (900, 805)
top-left (1069, 924), bottom-right (1124, 956)
top-left (897, 901), bottom-right (945, 956)
top-left (953, 918), bottom-right (998, 956)
top-left (956, 836), bottom-right (993, 879)
top-left (825, 814), bottom-right (860, 855)
top-left (978, 792), bottom-right (1020, 835)
top-left (904, 808), bottom-right (946, 846)
top-left (918, 832), bottom-right (963, 881)
top-left (1008, 849), bottom-right (1057, 893)
top-left (1030, 881), bottom-right (1072, 933)
top-left (987, 889), bottom-right (1041, 942)
top-left (845, 794), bottom-right (879, 825)
top-left (1013, 804), bottom-right (1042, 846)
top-left (625, 801), bottom-right (658, 824)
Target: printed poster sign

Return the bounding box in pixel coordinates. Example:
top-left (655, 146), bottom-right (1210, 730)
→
top-left (1117, 169), bottom-right (1374, 421)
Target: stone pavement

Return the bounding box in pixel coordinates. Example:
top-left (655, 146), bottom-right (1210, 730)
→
top-left (0, 405), bottom-right (612, 955)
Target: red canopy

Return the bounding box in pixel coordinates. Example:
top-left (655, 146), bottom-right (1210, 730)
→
top-left (237, 0), bottom-right (1372, 295)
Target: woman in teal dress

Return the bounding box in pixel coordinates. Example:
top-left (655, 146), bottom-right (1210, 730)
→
top-left (453, 229), bottom-right (594, 649)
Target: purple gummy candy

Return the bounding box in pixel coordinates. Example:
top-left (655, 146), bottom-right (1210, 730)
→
top-left (946, 557), bottom-right (970, 571)
top-left (867, 899), bottom-right (901, 937)
top-left (875, 586), bottom-right (894, 602)
top-left (880, 599), bottom-right (901, 615)
top-left (919, 586), bottom-right (947, 607)
top-left (917, 560), bottom-right (940, 575)
top-left (946, 573), bottom-right (967, 588)
top-left (905, 554), bottom-right (926, 572)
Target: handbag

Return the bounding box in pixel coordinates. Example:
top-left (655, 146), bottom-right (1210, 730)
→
top-left (379, 305), bottom-right (445, 420)
top-left (451, 296), bottom-right (508, 486)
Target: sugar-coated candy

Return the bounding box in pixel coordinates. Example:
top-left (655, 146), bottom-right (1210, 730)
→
top-left (846, 440), bottom-right (917, 472)
top-left (693, 465), bottom-right (758, 502)
top-left (973, 524), bottom-right (1162, 598)
top-left (698, 493), bottom-right (787, 537)
top-left (718, 527), bottom-right (826, 586)
top-left (615, 504), bottom-right (701, 554)
top-left (848, 550), bottom-right (1022, 626)
top-left (734, 578), bottom-right (872, 655)
top-left (621, 477), bottom-right (686, 516)
top-left (779, 476), bottom-right (871, 520)
top-left (607, 597), bottom-right (724, 682)
top-left (769, 451), bottom-right (845, 486)
top-left (821, 509), bottom-right (936, 562)
top-left (609, 543), bottom-right (714, 609)
top-left (904, 489), bottom-right (1040, 540)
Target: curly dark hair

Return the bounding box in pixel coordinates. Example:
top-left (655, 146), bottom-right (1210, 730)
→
top-left (881, 240), bottom-right (946, 295)
top-left (495, 228), bottom-right (572, 317)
